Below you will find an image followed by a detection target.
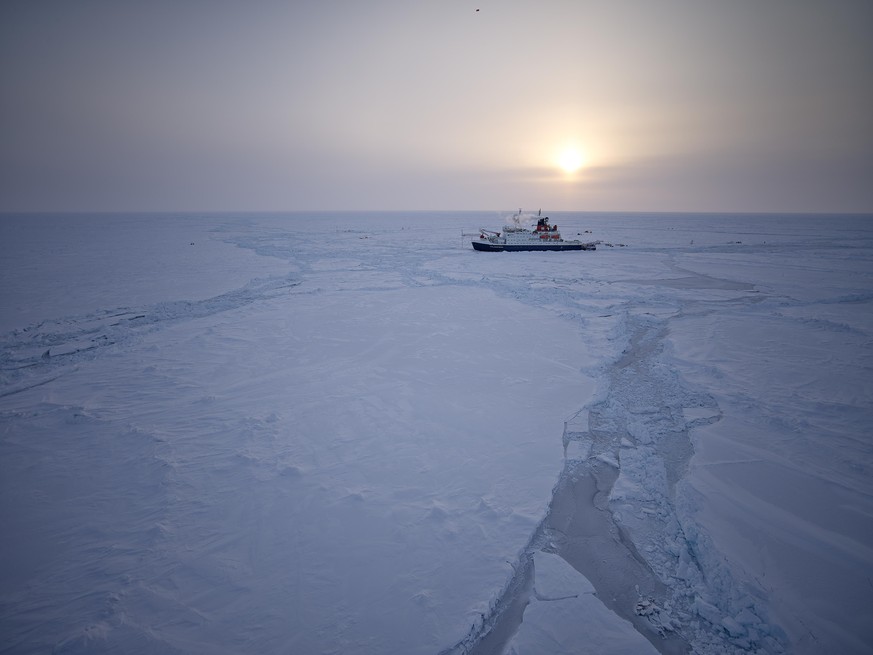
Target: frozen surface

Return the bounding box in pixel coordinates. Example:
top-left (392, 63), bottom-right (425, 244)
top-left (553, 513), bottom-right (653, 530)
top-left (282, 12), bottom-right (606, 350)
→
top-left (505, 552), bottom-right (658, 655)
top-left (1, 211), bottom-right (872, 654)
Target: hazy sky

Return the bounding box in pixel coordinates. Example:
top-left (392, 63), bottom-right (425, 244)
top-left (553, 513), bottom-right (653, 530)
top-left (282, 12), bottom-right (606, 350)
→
top-left (2, 0), bottom-right (871, 212)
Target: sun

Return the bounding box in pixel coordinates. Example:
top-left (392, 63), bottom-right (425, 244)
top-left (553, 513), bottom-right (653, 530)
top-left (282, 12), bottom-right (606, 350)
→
top-left (557, 147), bottom-right (585, 174)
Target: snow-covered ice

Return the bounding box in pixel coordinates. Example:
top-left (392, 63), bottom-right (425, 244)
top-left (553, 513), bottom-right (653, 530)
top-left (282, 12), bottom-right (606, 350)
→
top-left (1, 211), bottom-right (871, 654)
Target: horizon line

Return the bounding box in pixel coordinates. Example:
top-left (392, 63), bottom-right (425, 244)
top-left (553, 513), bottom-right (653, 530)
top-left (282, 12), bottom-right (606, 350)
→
top-left (3, 209), bottom-right (873, 217)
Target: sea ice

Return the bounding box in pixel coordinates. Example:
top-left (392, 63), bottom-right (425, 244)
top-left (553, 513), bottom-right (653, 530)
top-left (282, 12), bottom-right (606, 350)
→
top-left (1, 211), bottom-right (871, 654)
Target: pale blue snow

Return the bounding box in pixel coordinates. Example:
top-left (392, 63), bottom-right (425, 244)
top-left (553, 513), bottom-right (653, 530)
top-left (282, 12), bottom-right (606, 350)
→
top-left (1, 211), bottom-right (871, 654)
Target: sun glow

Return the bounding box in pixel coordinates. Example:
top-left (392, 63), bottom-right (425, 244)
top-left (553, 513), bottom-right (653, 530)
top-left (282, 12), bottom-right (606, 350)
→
top-left (557, 147), bottom-right (585, 174)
